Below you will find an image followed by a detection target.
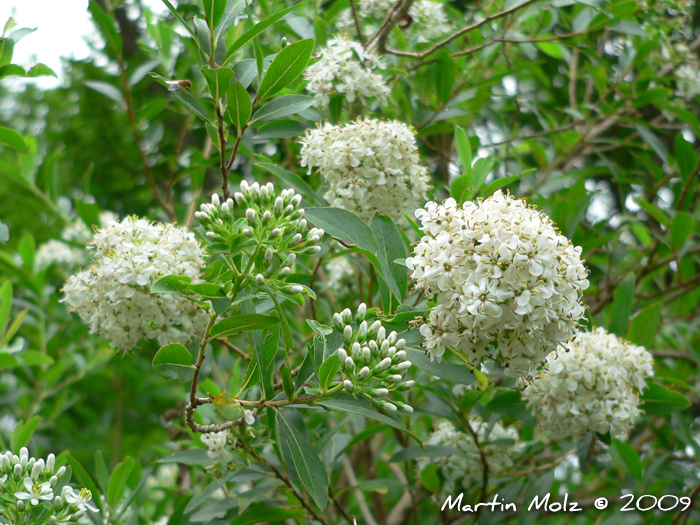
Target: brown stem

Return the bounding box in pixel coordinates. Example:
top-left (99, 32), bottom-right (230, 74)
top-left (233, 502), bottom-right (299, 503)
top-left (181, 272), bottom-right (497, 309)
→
top-left (215, 104), bottom-right (230, 200)
top-left (348, 0), bottom-right (366, 46)
top-left (366, 0), bottom-right (415, 53)
top-left (117, 54), bottom-right (176, 221)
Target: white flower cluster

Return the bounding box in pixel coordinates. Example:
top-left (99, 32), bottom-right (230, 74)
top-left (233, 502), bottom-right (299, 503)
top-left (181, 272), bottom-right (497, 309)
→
top-left (299, 117), bottom-right (430, 220)
top-left (0, 447), bottom-right (98, 524)
top-left (304, 35), bottom-right (390, 107)
top-left (195, 184), bottom-right (324, 295)
top-left (333, 303), bottom-right (415, 412)
top-left (675, 64), bottom-right (700, 99)
top-left (36, 212), bottom-right (118, 270)
top-left (201, 430), bottom-right (232, 462)
top-left (336, 0), bottom-right (451, 43)
top-left (407, 190), bottom-right (590, 378)
top-left (417, 418), bottom-right (520, 494)
top-left (522, 328), bottom-right (654, 440)
top-left (324, 256), bottom-right (355, 291)
top-left (62, 217), bottom-right (208, 351)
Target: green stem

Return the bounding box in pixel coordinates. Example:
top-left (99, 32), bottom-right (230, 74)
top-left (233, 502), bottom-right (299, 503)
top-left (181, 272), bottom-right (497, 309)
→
top-left (267, 288), bottom-right (295, 373)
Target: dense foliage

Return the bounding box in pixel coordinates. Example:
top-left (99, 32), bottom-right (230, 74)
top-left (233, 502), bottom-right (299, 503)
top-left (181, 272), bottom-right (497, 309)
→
top-left (1, 0), bottom-right (700, 523)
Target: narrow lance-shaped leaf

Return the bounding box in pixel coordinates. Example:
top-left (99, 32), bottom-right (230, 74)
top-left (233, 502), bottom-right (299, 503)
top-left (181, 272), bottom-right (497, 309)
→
top-left (608, 274), bottom-right (635, 337)
top-left (256, 38), bottom-right (314, 101)
top-left (227, 81), bottom-right (252, 132)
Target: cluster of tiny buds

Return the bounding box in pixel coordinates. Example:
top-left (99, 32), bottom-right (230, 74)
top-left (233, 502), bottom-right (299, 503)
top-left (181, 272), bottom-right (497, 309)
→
top-left (0, 449), bottom-right (64, 483)
top-left (333, 304), bottom-right (415, 413)
top-left (195, 182), bottom-right (326, 295)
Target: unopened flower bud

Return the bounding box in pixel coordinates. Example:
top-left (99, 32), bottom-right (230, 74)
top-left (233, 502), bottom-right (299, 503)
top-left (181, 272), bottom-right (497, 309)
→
top-left (362, 347), bottom-right (371, 363)
top-left (394, 350), bottom-right (406, 362)
top-left (292, 233), bottom-right (302, 244)
top-left (389, 374), bottom-right (403, 383)
top-left (341, 308), bottom-right (352, 324)
top-left (292, 194), bottom-right (302, 206)
top-left (358, 366), bottom-right (370, 380)
top-left (388, 331), bottom-right (397, 344)
top-left (396, 339), bottom-right (406, 350)
top-left (351, 342), bottom-right (361, 359)
top-left (377, 327), bottom-right (386, 343)
top-left (31, 461), bottom-right (43, 479)
top-left (256, 274), bottom-right (265, 285)
top-left (334, 313), bottom-right (344, 330)
top-left (50, 475), bottom-right (58, 487)
top-left (287, 254), bottom-right (296, 266)
top-left (245, 208), bottom-right (256, 222)
top-left (289, 285), bottom-right (303, 294)
top-left (56, 466), bottom-right (66, 477)
top-left (377, 357), bottom-right (392, 371)
top-left (54, 496), bottom-right (63, 508)
top-left (206, 232), bottom-right (218, 239)
top-left (345, 357), bottom-right (355, 370)
top-left (298, 219), bottom-right (307, 229)
top-left (383, 402), bottom-right (397, 412)
top-left (369, 320), bottom-right (381, 338)
top-left (14, 464), bottom-right (22, 478)
top-left (357, 321), bottom-right (367, 340)
top-left (280, 267), bottom-right (291, 276)
top-left (271, 227), bottom-right (281, 237)
top-left (396, 361), bottom-right (412, 372)
top-left (263, 210), bottom-right (272, 223)
top-left (387, 346), bottom-right (396, 357)
top-left (356, 303), bottom-right (367, 322)
top-left (338, 347), bottom-right (348, 363)
top-left (48, 516), bottom-right (57, 525)
top-left (17, 500), bottom-right (25, 511)
top-left (275, 196), bottom-right (284, 211)
top-left (400, 404), bottom-right (414, 414)
top-left (380, 340), bottom-right (390, 355)
top-left (265, 247), bottom-right (274, 262)
top-left (211, 193), bottom-right (220, 207)
top-left (374, 388), bottom-right (389, 396)
top-left (399, 380), bottom-right (416, 390)
top-left (46, 453), bottom-right (55, 473)
top-left (343, 380), bottom-right (354, 392)
top-left (343, 325), bottom-right (353, 344)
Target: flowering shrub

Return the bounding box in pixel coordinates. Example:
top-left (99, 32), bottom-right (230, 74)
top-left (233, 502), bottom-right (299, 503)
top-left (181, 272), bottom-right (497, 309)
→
top-left (407, 190), bottom-right (590, 377)
top-left (1, 0), bottom-right (699, 523)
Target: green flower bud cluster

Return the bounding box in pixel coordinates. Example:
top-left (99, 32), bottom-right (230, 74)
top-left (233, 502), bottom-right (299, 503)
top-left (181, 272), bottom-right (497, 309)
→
top-left (333, 303), bottom-right (415, 413)
top-left (195, 182), bottom-right (324, 293)
top-left (0, 448), bottom-right (98, 524)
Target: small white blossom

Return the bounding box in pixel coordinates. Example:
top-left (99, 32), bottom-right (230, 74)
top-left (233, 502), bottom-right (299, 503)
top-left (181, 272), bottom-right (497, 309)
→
top-left (304, 35), bottom-right (390, 107)
top-left (522, 328), bottom-right (654, 440)
top-left (407, 190), bottom-right (590, 378)
top-left (64, 487), bottom-right (99, 513)
top-left (62, 216), bottom-right (208, 351)
top-left (418, 418), bottom-right (521, 494)
top-left (300, 117), bottom-right (430, 220)
top-left (675, 64), bottom-right (700, 99)
top-left (201, 430), bottom-right (232, 461)
top-left (15, 477), bottom-right (53, 506)
top-left (336, 0), bottom-right (451, 43)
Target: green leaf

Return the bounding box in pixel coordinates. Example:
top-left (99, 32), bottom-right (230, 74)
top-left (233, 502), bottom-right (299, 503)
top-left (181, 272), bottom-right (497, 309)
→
top-left (257, 163), bottom-right (327, 204)
top-left (257, 38), bottom-right (314, 101)
top-left (626, 303), bottom-right (662, 348)
top-left (319, 396), bottom-right (421, 445)
top-left (231, 507), bottom-right (303, 525)
top-left (471, 156), bottom-right (494, 194)
top-left (478, 170), bottom-right (532, 198)
top-left (537, 42), bottom-right (564, 59)
top-left (0, 126), bottom-right (26, 151)
top-left (227, 80), bottom-right (252, 132)
top-left (419, 463), bottom-right (440, 494)
top-left (203, 0), bottom-right (227, 30)
top-left (640, 383), bottom-right (691, 416)
top-left (208, 390), bottom-right (245, 421)
top-left (152, 343), bottom-right (195, 382)
top-left (210, 313), bottom-right (281, 338)
top-left (85, 80), bottom-right (125, 106)
top-left (255, 119), bottom-right (309, 139)
top-left (0, 64), bottom-right (25, 78)
top-left (128, 59), bottom-right (161, 86)
top-left (107, 456), bottom-right (136, 508)
top-left (222, 4), bottom-right (301, 66)
top-left (611, 439), bottom-right (642, 480)
top-left (252, 325), bottom-right (279, 399)
top-left (405, 348), bottom-right (476, 385)
top-left (10, 416), bottom-right (41, 453)
top-left (635, 123), bottom-right (668, 162)
top-left (0, 280), bottom-right (11, 334)
top-left (486, 390), bottom-right (533, 420)
top-left (371, 213), bottom-right (408, 305)
top-left (674, 133), bottom-right (697, 181)
top-left (434, 49), bottom-right (456, 104)
top-left (251, 94), bottom-right (314, 122)
top-left (26, 63), bottom-right (56, 78)
top-left (151, 274), bottom-right (192, 295)
top-left (608, 274), bottom-right (634, 337)
top-left (202, 65), bottom-right (235, 100)
top-left (214, 0), bottom-right (249, 41)
top-left (183, 282), bottom-right (226, 297)
top-left (634, 197), bottom-right (669, 227)
top-left (276, 412), bottom-right (329, 510)
top-left (88, 1), bottom-right (122, 56)
top-left (157, 449), bottom-right (213, 465)
top-left (454, 125), bottom-right (472, 177)
top-left (670, 211), bottom-right (694, 251)
top-left (318, 354), bottom-right (340, 391)
top-left (304, 207), bottom-right (401, 299)
top-left (159, 0), bottom-right (204, 55)
top-left (280, 364), bottom-right (294, 400)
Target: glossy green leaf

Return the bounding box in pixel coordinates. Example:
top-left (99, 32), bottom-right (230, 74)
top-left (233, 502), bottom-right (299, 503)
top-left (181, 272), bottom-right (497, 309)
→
top-left (318, 354), bottom-right (340, 391)
top-left (251, 94), bottom-right (314, 122)
top-left (626, 303), bottom-right (662, 348)
top-left (0, 126), bottom-right (26, 151)
top-left (210, 313), bottom-right (281, 338)
top-left (227, 80), bottom-right (252, 132)
top-left (257, 38), bottom-right (314, 100)
top-left (640, 383), bottom-right (691, 416)
top-left (405, 348), bottom-right (476, 385)
top-left (608, 274), bottom-right (634, 337)
top-left (257, 163), bottom-right (326, 204)
top-left (107, 456), bottom-right (136, 508)
top-left (10, 416), bottom-right (41, 453)
top-left (230, 507), bottom-right (303, 525)
top-left (152, 343), bottom-right (195, 382)
top-left (203, 0), bottom-right (227, 30)
top-left (202, 65), bottom-right (235, 100)
top-left (670, 211), bottom-right (694, 250)
top-left (611, 439), bottom-right (642, 481)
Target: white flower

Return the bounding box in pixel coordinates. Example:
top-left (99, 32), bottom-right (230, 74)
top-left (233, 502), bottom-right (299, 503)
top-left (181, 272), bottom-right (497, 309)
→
top-left (336, 0), bottom-right (451, 43)
top-left (304, 35), bottom-right (390, 107)
top-left (64, 487), bottom-right (99, 513)
top-left (675, 64), bottom-right (700, 99)
top-left (324, 256), bottom-right (355, 291)
top-left (243, 410), bottom-right (255, 425)
top-left (62, 216), bottom-right (208, 351)
top-left (201, 430), bottom-right (232, 461)
top-left (36, 212), bottom-right (118, 270)
top-left (418, 417), bottom-right (520, 494)
top-left (15, 477), bottom-right (53, 505)
top-left (299, 117), bottom-right (430, 220)
top-left (522, 328), bottom-right (654, 440)
top-left (407, 190), bottom-right (590, 377)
